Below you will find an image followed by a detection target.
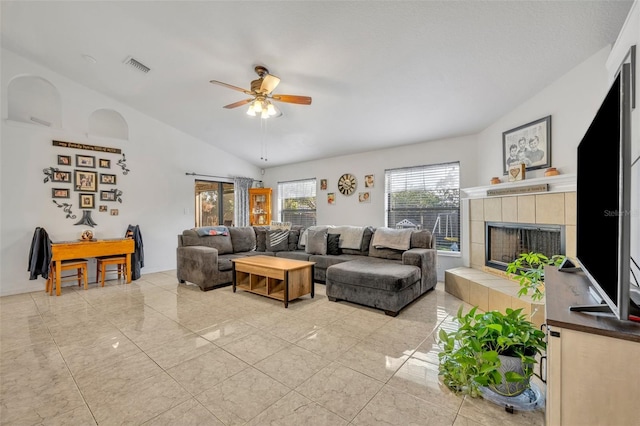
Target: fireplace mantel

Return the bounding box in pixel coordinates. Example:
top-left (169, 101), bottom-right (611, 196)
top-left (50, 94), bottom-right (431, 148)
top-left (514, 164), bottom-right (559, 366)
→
top-left (462, 174), bottom-right (576, 199)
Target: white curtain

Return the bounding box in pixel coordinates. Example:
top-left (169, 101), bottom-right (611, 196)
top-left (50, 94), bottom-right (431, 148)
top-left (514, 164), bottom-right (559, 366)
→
top-left (233, 177), bottom-right (254, 227)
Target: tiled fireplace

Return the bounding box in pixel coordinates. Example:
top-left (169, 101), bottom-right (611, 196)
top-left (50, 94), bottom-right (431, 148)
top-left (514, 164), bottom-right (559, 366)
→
top-left (466, 176), bottom-right (577, 272)
top-left (485, 221), bottom-right (565, 271)
top-left (444, 175), bottom-right (577, 326)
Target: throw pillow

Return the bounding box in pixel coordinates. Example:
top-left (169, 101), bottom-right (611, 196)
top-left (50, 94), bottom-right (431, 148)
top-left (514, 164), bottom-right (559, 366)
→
top-left (305, 228), bottom-right (328, 255)
top-left (288, 229), bottom-right (300, 251)
top-left (327, 233), bottom-right (342, 255)
top-left (254, 226), bottom-right (268, 252)
top-left (266, 229), bottom-right (290, 252)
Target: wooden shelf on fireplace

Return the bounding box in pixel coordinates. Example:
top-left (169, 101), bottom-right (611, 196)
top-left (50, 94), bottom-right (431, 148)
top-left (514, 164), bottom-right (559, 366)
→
top-left (461, 174), bottom-right (576, 199)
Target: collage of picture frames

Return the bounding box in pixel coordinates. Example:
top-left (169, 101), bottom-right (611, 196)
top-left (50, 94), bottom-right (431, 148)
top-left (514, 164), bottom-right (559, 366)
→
top-left (47, 143), bottom-right (127, 217)
top-left (320, 173), bottom-right (374, 205)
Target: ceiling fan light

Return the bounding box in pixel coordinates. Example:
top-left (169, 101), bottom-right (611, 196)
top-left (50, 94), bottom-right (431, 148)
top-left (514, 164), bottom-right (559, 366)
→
top-left (261, 108), bottom-right (269, 119)
top-left (267, 102), bottom-right (277, 116)
top-left (252, 100), bottom-right (264, 113)
top-left (246, 106), bottom-right (256, 116)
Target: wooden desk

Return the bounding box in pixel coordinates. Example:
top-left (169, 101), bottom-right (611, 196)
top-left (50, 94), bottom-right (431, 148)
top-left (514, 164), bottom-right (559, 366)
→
top-left (51, 238), bottom-right (135, 296)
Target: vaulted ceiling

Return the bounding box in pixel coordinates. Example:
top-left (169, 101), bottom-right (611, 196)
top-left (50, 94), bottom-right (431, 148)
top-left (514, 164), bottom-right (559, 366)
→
top-left (1, 1), bottom-right (633, 167)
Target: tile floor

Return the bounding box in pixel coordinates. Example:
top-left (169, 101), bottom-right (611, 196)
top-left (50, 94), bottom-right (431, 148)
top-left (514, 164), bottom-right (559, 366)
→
top-left (0, 271), bottom-right (545, 425)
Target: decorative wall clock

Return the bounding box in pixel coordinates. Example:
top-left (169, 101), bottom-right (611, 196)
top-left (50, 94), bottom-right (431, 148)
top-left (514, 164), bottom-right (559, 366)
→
top-left (338, 173), bottom-right (357, 195)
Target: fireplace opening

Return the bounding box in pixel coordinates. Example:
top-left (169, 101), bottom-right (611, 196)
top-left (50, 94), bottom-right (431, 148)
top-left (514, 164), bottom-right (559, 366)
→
top-left (485, 222), bottom-right (565, 271)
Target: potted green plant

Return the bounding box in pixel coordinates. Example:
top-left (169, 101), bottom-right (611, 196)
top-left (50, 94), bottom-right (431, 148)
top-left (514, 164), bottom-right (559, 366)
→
top-left (438, 306), bottom-right (546, 398)
top-left (506, 252), bottom-right (566, 301)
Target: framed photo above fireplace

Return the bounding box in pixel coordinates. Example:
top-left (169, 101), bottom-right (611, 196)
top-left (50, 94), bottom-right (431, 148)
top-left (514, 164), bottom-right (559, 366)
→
top-left (502, 115), bottom-right (551, 175)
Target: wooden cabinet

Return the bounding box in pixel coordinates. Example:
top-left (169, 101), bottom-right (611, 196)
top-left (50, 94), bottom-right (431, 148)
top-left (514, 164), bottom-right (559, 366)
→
top-left (545, 267), bottom-right (640, 426)
top-left (249, 188), bottom-right (272, 226)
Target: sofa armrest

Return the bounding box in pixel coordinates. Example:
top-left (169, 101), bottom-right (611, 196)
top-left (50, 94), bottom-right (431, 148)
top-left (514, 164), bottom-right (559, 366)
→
top-left (402, 248), bottom-right (437, 293)
top-left (176, 245), bottom-right (221, 290)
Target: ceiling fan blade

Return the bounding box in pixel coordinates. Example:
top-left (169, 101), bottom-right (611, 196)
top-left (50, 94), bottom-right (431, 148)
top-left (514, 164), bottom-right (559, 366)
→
top-left (210, 80), bottom-right (253, 95)
top-left (260, 74), bottom-right (280, 94)
top-left (223, 98), bottom-right (253, 109)
top-left (271, 94), bottom-right (312, 105)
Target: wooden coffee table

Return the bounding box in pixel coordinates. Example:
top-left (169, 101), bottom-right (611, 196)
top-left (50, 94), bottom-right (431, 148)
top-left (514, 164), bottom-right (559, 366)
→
top-left (231, 256), bottom-right (315, 308)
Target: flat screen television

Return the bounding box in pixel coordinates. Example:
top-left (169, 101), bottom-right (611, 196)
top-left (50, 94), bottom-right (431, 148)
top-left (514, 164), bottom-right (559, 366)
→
top-left (572, 57), bottom-right (640, 321)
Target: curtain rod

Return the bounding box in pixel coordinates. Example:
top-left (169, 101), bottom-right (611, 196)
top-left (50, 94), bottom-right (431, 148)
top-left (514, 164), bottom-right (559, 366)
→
top-left (185, 172), bottom-right (261, 182)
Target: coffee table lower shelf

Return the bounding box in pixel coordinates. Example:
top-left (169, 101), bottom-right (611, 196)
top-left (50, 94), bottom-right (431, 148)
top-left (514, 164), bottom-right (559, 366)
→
top-left (232, 256), bottom-right (315, 308)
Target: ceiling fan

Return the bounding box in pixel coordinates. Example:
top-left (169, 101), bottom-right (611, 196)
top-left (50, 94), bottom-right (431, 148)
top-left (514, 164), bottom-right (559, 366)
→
top-left (210, 66), bottom-right (312, 118)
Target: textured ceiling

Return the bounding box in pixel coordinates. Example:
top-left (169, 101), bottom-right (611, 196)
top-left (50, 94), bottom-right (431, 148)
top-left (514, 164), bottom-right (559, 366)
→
top-left (1, 1), bottom-right (633, 167)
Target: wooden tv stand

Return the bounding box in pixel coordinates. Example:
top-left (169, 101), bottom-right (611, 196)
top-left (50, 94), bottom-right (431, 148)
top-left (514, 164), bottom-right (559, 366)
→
top-left (545, 266), bottom-right (640, 426)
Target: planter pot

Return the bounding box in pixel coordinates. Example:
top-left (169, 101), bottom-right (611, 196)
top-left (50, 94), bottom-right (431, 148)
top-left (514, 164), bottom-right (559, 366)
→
top-left (488, 354), bottom-right (532, 397)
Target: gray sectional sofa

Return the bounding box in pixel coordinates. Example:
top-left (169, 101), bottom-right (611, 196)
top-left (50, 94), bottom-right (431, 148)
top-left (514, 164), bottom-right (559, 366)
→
top-left (176, 224), bottom-right (437, 316)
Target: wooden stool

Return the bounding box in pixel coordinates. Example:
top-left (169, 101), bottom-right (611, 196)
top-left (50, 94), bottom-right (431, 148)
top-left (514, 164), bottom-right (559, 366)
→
top-left (96, 255), bottom-right (127, 287)
top-left (46, 259), bottom-right (89, 295)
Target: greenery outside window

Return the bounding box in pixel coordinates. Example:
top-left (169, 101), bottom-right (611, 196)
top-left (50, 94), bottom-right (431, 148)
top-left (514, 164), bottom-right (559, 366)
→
top-left (278, 178), bottom-right (316, 227)
top-left (195, 180), bottom-right (234, 227)
top-left (385, 162), bottom-right (460, 252)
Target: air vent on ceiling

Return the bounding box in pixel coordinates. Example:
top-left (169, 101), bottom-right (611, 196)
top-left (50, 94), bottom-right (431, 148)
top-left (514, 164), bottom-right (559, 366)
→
top-left (123, 56), bottom-right (150, 74)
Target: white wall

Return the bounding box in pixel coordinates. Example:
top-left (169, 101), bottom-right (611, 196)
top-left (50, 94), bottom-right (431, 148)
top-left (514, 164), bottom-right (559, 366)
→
top-left (264, 134), bottom-right (479, 280)
top-left (474, 45), bottom-right (614, 183)
top-left (0, 48), bottom-right (262, 296)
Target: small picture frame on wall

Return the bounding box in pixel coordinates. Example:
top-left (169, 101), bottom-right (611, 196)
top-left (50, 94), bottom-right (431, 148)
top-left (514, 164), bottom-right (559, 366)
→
top-left (74, 170), bottom-right (97, 192)
top-left (52, 171), bottom-right (71, 183)
top-left (327, 193), bottom-right (336, 205)
top-left (99, 205), bottom-right (107, 212)
top-left (358, 192), bottom-right (371, 203)
top-left (320, 179), bottom-right (327, 190)
top-left (52, 188), bottom-right (70, 199)
top-left (79, 193), bottom-right (95, 209)
top-left (100, 190), bottom-right (116, 201)
top-left (364, 174), bottom-right (374, 188)
top-left (99, 159), bottom-right (111, 168)
top-left (57, 155), bottom-right (71, 166)
top-left (110, 209), bottom-right (119, 216)
top-left (75, 154), bottom-right (96, 168)
top-left (100, 173), bottom-right (117, 185)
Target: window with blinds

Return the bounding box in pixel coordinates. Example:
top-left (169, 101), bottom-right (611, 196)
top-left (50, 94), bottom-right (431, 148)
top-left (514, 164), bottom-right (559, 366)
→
top-left (385, 162), bottom-right (460, 252)
top-left (278, 178), bottom-right (317, 227)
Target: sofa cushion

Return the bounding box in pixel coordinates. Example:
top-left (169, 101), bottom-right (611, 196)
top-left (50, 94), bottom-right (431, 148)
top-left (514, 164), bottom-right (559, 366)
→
top-left (305, 228), bottom-right (328, 255)
top-left (254, 226), bottom-right (269, 251)
top-left (181, 229), bottom-right (233, 254)
top-left (326, 260), bottom-right (420, 292)
top-left (327, 233), bottom-right (342, 255)
top-left (275, 250), bottom-right (311, 261)
top-left (410, 230), bottom-right (434, 249)
top-left (267, 229), bottom-right (290, 252)
top-left (328, 226), bottom-right (365, 249)
top-left (288, 229), bottom-right (300, 251)
top-left (341, 226), bottom-right (374, 255)
top-left (371, 227), bottom-right (413, 250)
top-left (229, 227), bottom-right (256, 252)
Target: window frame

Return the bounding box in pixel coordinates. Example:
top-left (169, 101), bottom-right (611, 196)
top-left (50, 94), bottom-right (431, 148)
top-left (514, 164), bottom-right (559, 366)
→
top-left (385, 162), bottom-right (461, 253)
top-left (277, 178), bottom-right (317, 227)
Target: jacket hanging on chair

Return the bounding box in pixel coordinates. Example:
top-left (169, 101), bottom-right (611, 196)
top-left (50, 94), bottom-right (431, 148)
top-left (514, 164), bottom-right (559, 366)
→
top-left (28, 227), bottom-right (52, 280)
top-left (125, 224), bottom-right (144, 280)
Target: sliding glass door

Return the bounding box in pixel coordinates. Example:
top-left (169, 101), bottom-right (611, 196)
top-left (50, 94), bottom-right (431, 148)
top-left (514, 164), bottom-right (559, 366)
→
top-left (195, 180), bottom-right (234, 227)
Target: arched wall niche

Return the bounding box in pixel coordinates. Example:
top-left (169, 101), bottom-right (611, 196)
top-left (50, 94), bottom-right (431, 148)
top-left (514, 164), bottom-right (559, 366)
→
top-left (88, 109), bottom-right (129, 140)
top-left (7, 75), bottom-right (62, 128)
